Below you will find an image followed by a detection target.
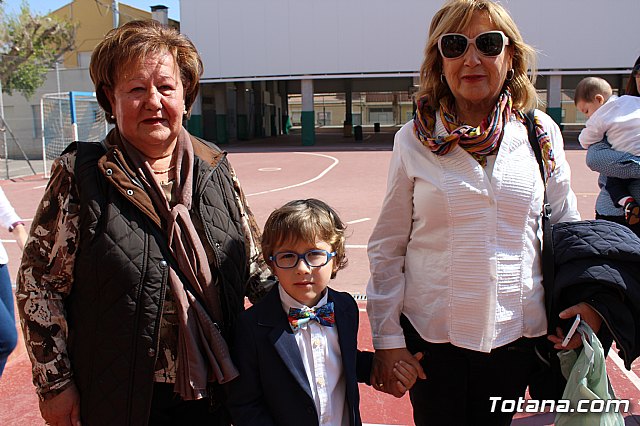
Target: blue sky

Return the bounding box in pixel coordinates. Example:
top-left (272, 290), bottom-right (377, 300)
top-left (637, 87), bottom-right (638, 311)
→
top-left (3, 0), bottom-right (180, 20)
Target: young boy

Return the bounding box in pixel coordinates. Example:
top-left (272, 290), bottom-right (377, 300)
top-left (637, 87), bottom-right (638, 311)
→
top-left (226, 199), bottom-right (423, 425)
top-left (575, 76), bottom-right (640, 225)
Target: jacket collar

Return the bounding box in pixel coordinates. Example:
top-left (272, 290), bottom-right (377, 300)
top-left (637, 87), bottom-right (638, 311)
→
top-left (256, 286), bottom-right (357, 401)
top-left (94, 129), bottom-right (225, 228)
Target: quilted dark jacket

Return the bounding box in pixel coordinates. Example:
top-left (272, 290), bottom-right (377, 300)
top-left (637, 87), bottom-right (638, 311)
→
top-left (67, 137), bottom-right (247, 426)
top-left (551, 219), bottom-right (640, 369)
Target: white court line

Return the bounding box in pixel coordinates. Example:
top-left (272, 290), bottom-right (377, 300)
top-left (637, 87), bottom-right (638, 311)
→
top-left (346, 217), bottom-right (370, 224)
top-left (245, 152), bottom-right (339, 196)
top-left (346, 244), bottom-right (367, 249)
top-left (34, 184), bottom-right (47, 189)
top-left (609, 348), bottom-right (640, 391)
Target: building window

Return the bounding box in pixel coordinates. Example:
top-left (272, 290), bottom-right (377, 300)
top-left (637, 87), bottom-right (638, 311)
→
top-left (317, 111), bottom-right (331, 126)
top-left (369, 107), bottom-right (393, 124)
top-left (405, 111), bottom-right (413, 122)
top-left (291, 112), bottom-right (301, 126)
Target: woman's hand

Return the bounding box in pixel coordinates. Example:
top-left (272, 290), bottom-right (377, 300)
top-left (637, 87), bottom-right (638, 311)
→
top-left (371, 348), bottom-right (426, 398)
top-left (13, 223), bottom-right (28, 252)
top-left (547, 302), bottom-right (603, 350)
top-left (39, 384), bottom-right (81, 426)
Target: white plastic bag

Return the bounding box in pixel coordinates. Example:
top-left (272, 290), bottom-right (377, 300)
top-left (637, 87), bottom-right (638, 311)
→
top-left (554, 322), bottom-right (624, 426)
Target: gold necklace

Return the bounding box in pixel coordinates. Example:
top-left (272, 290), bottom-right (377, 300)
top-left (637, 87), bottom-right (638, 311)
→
top-left (151, 164), bottom-right (175, 174)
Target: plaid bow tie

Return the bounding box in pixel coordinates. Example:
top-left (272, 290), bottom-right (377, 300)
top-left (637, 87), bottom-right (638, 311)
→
top-left (288, 302), bottom-right (335, 331)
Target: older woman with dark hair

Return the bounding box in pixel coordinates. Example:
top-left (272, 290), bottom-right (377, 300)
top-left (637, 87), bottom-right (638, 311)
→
top-left (17, 20), bottom-right (271, 426)
top-left (365, 1), bottom-right (595, 424)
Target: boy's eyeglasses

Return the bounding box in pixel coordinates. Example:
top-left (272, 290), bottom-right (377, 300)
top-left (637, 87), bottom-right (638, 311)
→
top-left (632, 64), bottom-right (640, 77)
top-left (269, 249), bottom-right (336, 269)
top-left (438, 30), bottom-right (509, 59)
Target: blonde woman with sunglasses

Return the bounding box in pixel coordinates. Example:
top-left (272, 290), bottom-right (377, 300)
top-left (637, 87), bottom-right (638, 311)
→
top-left (365, 1), bottom-right (597, 424)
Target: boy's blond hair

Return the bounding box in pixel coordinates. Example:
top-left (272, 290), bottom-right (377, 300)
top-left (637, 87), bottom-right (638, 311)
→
top-left (574, 77), bottom-right (613, 105)
top-left (262, 199), bottom-right (347, 278)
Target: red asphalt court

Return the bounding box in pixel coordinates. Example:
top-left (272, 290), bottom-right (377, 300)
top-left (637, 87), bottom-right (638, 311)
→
top-left (0, 127), bottom-right (638, 425)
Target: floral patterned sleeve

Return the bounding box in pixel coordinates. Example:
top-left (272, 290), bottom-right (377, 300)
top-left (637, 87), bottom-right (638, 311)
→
top-left (228, 165), bottom-right (275, 304)
top-left (16, 151), bottom-right (80, 400)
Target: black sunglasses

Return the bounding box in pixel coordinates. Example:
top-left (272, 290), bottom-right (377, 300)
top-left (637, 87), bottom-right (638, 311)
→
top-left (438, 31), bottom-right (509, 59)
top-left (632, 64), bottom-right (640, 77)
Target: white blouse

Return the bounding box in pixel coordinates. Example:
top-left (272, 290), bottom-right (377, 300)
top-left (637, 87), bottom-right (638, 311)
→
top-left (366, 110), bottom-right (580, 353)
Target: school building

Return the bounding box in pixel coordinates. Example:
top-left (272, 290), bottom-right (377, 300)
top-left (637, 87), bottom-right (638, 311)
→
top-left (180, 0), bottom-right (640, 145)
top-left (1, 0), bottom-right (639, 163)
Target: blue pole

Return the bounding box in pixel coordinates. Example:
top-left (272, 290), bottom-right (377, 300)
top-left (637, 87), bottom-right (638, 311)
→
top-left (69, 91), bottom-right (77, 125)
top-left (69, 91), bottom-right (78, 141)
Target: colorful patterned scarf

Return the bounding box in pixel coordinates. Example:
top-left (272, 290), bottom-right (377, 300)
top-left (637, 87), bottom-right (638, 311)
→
top-left (413, 89), bottom-right (555, 177)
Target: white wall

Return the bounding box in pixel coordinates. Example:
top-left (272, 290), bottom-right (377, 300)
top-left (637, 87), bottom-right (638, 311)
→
top-left (504, 0), bottom-right (637, 70)
top-left (181, 0), bottom-right (640, 80)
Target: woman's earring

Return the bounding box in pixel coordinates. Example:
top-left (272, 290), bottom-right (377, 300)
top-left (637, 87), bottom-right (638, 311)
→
top-left (506, 69), bottom-right (515, 81)
top-left (110, 115), bottom-right (115, 120)
top-left (440, 74), bottom-right (446, 84)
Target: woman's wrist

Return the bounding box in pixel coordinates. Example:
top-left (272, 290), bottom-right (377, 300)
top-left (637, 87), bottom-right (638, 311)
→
top-left (9, 221), bottom-right (24, 232)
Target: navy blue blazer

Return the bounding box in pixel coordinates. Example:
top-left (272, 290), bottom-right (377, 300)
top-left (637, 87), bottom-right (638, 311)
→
top-left (226, 285), bottom-right (373, 426)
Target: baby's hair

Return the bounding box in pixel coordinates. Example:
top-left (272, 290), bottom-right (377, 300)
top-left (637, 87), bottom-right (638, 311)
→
top-left (574, 77), bottom-right (613, 105)
top-left (262, 199), bottom-right (347, 278)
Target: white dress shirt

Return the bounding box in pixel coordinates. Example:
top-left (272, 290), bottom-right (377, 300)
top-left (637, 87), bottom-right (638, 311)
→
top-left (279, 286), bottom-right (349, 426)
top-left (579, 95), bottom-right (640, 155)
top-left (367, 110), bottom-right (580, 353)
